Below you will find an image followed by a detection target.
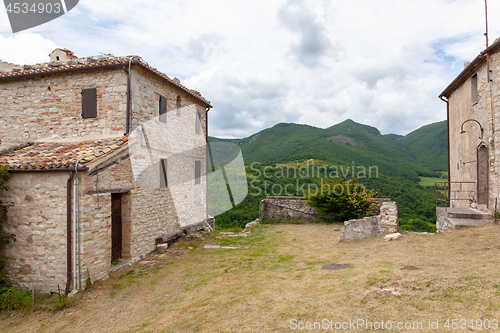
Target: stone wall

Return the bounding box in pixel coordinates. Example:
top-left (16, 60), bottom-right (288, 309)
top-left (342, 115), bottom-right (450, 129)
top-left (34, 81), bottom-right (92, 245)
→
top-left (259, 197), bottom-right (329, 223)
top-left (0, 172), bottom-right (69, 292)
top-left (339, 201), bottom-right (399, 241)
top-left (447, 48), bottom-right (500, 212)
top-left (0, 68), bottom-right (128, 150)
top-left (0, 66), bottom-right (208, 151)
top-left (259, 197), bottom-right (394, 224)
top-left (0, 145), bottom-right (208, 292)
top-left (76, 144), bottom-right (208, 287)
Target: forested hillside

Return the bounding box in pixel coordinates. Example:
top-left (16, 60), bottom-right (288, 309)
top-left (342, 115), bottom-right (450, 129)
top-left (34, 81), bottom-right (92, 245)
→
top-left (209, 119), bottom-right (447, 231)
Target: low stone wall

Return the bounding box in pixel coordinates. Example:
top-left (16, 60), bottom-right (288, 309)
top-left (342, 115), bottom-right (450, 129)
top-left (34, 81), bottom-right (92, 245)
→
top-left (259, 197), bottom-right (395, 226)
top-left (339, 201), bottom-right (399, 241)
top-left (259, 197), bottom-right (328, 223)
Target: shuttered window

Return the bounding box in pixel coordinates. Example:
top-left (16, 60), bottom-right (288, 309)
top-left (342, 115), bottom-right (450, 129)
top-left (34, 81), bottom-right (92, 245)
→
top-left (471, 74), bottom-right (478, 103)
top-left (82, 88), bottom-right (97, 118)
top-left (195, 160), bottom-right (201, 184)
top-left (195, 112), bottom-right (201, 134)
top-left (159, 95), bottom-right (167, 122)
top-left (160, 158), bottom-right (168, 188)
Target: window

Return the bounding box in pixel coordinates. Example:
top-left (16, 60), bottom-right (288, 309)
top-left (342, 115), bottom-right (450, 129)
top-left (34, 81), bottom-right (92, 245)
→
top-left (82, 88), bottom-right (97, 118)
top-left (176, 96), bottom-right (181, 115)
top-left (159, 158), bottom-right (168, 188)
top-left (195, 112), bottom-right (201, 134)
top-left (195, 160), bottom-right (201, 184)
top-left (471, 74), bottom-right (478, 103)
top-left (159, 95), bottom-right (167, 122)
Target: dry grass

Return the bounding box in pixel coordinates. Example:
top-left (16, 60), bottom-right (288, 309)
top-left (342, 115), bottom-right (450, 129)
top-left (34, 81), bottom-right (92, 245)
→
top-left (2, 223), bottom-right (500, 332)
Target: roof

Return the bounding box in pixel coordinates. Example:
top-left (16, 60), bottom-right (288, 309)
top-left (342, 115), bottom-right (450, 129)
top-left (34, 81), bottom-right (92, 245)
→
top-left (0, 53), bottom-right (211, 107)
top-left (0, 137), bottom-right (128, 170)
top-left (48, 48), bottom-right (76, 57)
top-left (440, 38), bottom-right (500, 98)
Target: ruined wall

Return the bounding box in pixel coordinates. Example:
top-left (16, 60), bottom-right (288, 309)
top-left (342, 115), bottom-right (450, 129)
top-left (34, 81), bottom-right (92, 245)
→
top-left (259, 197), bottom-right (393, 224)
top-left (339, 201), bottom-right (399, 241)
top-left (0, 68), bottom-right (128, 150)
top-left (448, 50), bottom-right (500, 211)
top-left (0, 172), bottom-right (69, 292)
top-left (259, 197), bottom-right (329, 223)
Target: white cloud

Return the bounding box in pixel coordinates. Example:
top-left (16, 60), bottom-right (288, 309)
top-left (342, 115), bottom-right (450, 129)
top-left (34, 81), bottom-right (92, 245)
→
top-left (0, 0), bottom-right (499, 137)
top-left (0, 32), bottom-right (57, 64)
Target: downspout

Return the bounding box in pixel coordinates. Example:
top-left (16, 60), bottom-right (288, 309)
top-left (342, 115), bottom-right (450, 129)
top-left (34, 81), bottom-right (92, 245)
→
top-left (124, 58), bottom-right (133, 136)
top-left (440, 96), bottom-right (451, 207)
top-left (65, 171), bottom-right (75, 295)
top-left (205, 107), bottom-right (211, 224)
top-left (75, 160), bottom-right (83, 290)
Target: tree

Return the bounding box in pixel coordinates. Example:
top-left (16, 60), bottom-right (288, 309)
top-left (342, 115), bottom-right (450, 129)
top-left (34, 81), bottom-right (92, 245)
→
top-left (306, 178), bottom-right (376, 221)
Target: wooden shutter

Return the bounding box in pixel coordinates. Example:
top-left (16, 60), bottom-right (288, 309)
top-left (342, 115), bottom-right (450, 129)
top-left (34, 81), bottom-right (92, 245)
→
top-left (471, 74), bottom-right (478, 103)
top-left (159, 95), bottom-right (167, 122)
top-left (160, 158), bottom-right (168, 188)
top-left (195, 160), bottom-right (201, 184)
top-left (82, 88), bottom-right (97, 118)
top-left (195, 112), bottom-right (201, 134)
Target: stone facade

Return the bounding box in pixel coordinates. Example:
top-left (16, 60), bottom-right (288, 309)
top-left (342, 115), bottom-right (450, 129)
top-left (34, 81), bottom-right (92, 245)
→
top-left (440, 38), bottom-right (500, 213)
top-left (0, 49), bottom-right (211, 293)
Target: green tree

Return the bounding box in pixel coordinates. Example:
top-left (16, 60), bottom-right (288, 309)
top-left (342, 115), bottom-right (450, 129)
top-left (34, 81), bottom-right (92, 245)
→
top-left (306, 178), bottom-right (376, 221)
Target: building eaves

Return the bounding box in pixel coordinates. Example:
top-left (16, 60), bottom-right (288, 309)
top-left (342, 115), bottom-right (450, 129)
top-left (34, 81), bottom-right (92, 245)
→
top-left (0, 137), bottom-right (128, 171)
top-left (0, 55), bottom-right (212, 108)
top-left (440, 39), bottom-right (500, 98)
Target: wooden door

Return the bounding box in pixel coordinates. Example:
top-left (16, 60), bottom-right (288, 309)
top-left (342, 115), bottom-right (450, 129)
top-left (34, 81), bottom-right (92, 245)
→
top-left (111, 193), bottom-right (122, 262)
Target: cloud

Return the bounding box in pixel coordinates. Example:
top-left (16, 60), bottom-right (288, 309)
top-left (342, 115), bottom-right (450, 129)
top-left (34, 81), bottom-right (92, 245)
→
top-left (1, 0), bottom-right (499, 138)
top-left (0, 32), bottom-right (57, 64)
top-left (277, 0), bottom-right (333, 67)
top-left (187, 33), bottom-right (225, 62)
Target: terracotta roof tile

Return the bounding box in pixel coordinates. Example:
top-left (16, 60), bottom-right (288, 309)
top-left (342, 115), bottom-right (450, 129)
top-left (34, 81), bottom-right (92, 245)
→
top-left (0, 137), bottom-right (128, 170)
top-left (0, 54), bottom-right (211, 107)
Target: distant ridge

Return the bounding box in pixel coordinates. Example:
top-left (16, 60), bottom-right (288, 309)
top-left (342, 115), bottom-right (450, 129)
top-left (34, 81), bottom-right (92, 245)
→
top-left (210, 119), bottom-right (448, 178)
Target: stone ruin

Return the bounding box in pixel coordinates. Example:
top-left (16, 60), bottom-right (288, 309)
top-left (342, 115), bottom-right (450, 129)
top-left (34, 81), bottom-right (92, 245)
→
top-left (259, 196), bottom-right (399, 241)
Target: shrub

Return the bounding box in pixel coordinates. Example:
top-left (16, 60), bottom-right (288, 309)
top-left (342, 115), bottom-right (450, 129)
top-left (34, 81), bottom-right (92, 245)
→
top-left (306, 178), bottom-right (376, 222)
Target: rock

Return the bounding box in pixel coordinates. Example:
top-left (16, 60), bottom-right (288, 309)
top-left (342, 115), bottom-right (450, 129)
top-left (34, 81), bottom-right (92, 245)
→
top-left (244, 219), bottom-right (260, 231)
top-left (204, 244), bottom-right (239, 249)
top-left (367, 287), bottom-right (401, 296)
top-left (185, 233), bottom-right (205, 241)
top-left (157, 243), bottom-right (169, 253)
top-left (68, 289), bottom-right (78, 298)
top-left (384, 232), bottom-right (402, 241)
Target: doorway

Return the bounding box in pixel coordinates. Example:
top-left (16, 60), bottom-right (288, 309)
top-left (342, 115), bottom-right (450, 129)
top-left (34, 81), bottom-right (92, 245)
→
top-left (111, 193), bottom-right (122, 263)
top-left (477, 145), bottom-right (489, 206)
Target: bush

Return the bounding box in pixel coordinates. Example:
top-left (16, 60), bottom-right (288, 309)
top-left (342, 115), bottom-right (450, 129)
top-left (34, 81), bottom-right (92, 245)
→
top-left (0, 287), bottom-right (32, 310)
top-left (306, 178), bottom-right (376, 222)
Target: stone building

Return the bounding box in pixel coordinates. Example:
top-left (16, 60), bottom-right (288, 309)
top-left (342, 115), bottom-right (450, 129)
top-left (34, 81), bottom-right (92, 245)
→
top-left (437, 38), bottom-right (500, 231)
top-left (0, 49), bottom-right (212, 293)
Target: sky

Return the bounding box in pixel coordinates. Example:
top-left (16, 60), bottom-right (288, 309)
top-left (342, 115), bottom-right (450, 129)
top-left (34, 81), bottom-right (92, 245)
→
top-left (1, 0), bottom-right (499, 138)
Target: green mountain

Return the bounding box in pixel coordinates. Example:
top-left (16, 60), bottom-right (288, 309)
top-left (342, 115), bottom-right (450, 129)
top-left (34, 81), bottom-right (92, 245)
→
top-left (396, 120), bottom-right (447, 171)
top-left (211, 119), bottom-right (447, 179)
top-left (209, 119), bottom-right (448, 232)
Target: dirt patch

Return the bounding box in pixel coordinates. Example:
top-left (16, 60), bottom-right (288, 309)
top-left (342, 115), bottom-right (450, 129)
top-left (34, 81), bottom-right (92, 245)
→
top-left (326, 134), bottom-right (357, 146)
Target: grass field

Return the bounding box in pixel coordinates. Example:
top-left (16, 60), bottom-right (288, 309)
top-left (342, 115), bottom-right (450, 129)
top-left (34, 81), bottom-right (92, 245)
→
top-left (2, 223), bottom-right (500, 332)
top-left (419, 176), bottom-right (445, 187)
